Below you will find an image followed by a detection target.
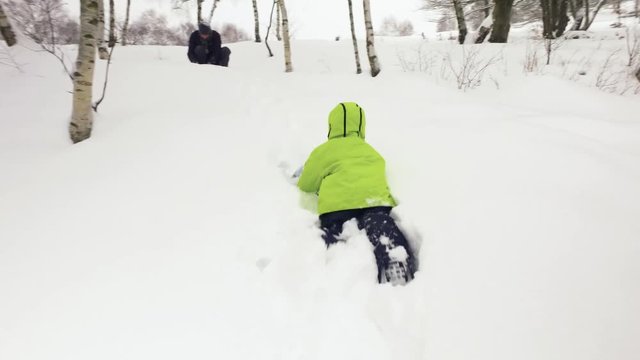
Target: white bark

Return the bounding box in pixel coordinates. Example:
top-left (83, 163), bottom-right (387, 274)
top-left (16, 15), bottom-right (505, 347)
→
top-left (207, 0), bottom-right (220, 25)
top-left (97, 0), bottom-right (109, 59)
top-left (0, 2), bottom-right (17, 47)
top-left (279, 0), bottom-right (292, 72)
top-left (122, 0), bottom-right (131, 46)
top-left (276, 0), bottom-right (282, 41)
top-left (252, 0), bottom-right (261, 42)
top-left (347, 0), bottom-right (362, 74)
top-left (362, 0), bottom-right (380, 76)
top-left (70, 0), bottom-right (99, 144)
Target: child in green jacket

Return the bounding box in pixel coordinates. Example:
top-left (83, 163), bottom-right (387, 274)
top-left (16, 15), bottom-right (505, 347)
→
top-left (297, 102), bottom-right (415, 285)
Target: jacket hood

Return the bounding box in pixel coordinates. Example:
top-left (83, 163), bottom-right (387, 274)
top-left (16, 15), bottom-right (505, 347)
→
top-left (327, 102), bottom-right (366, 140)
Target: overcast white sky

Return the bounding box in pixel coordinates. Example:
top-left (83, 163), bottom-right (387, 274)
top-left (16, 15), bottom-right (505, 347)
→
top-left (65, 0), bottom-right (437, 39)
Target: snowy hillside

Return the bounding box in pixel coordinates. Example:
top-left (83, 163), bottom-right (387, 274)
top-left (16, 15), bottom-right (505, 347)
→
top-left (1, 33), bottom-right (640, 360)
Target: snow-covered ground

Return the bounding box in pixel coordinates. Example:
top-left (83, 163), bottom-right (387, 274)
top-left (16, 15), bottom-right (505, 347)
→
top-left (1, 24), bottom-right (640, 360)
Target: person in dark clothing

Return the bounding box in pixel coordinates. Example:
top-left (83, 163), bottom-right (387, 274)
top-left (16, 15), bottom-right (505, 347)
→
top-left (187, 23), bottom-right (231, 66)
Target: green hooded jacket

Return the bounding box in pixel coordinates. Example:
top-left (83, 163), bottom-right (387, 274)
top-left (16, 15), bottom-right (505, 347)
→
top-left (297, 102), bottom-right (397, 215)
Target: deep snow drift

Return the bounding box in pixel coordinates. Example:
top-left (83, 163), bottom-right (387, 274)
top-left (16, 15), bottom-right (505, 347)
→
top-left (1, 31), bottom-right (640, 360)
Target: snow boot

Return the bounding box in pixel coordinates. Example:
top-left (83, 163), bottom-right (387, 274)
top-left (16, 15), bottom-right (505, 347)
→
top-left (374, 240), bottom-right (414, 286)
top-left (360, 210), bottom-right (415, 286)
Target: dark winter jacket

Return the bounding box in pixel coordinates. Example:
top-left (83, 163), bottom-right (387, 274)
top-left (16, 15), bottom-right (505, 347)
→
top-left (187, 30), bottom-right (222, 64)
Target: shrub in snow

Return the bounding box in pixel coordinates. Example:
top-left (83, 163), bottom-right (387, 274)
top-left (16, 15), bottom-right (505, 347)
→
top-left (378, 16), bottom-right (414, 37)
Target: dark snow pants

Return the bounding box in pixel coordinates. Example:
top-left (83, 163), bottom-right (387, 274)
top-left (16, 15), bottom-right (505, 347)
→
top-left (193, 45), bottom-right (231, 66)
top-left (319, 206), bottom-right (415, 282)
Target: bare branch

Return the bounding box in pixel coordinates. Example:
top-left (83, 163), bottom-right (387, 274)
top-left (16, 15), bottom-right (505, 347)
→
top-left (93, 45), bottom-right (115, 112)
top-left (625, 26), bottom-right (640, 67)
top-left (595, 49), bottom-right (621, 92)
top-left (264, 0), bottom-right (277, 57)
top-left (445, 46), bottom-right (503, 90)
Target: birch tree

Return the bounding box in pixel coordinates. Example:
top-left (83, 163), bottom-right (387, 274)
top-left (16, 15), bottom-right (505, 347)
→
top-left (207, 0), bottom-right (220, 24)
top-left (97, 0), bottom-right (109, 59)
top-left (0, 2), bottom-right (17, 47)
top-left (540, 0), bottom-right (569, 38)
top-left (568, 0), bottom-right (608, 30)
top-left (279, 0), bottom-right (292, 72)
top-left (276, 1), bottom-right (281, 40)
top-left (252, 0), bottom-right (261, 42)
top-left (475, 12), bottom-right (492, 43)
top-left (70, 0), bottom-right (99, 144)
top-left (108, 0), bottom-right (116, 47)
top-left (347, 0), bottom-right (362, 74)
top-left (452, 0), bottom-right (468, 43)
top-left (122, 0), bottom-right (131, 45)
top-left (488, 0), bottom-right (514, 42)
top-left (423, 0), bottom-right (488, 43)
top-left (581, 0), bottom-right (607, 30)
top-left (363, 0), bottom-right (380, 76)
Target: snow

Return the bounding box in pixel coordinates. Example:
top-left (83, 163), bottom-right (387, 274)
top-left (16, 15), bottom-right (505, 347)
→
top-left (2, 21), bottom-right (640, 360)
top-left (388, 244), bottom-right (408, 262)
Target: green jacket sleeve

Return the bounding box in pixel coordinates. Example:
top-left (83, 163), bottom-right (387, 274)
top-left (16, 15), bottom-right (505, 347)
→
top-left (297, 147), bottom-right (325, 194)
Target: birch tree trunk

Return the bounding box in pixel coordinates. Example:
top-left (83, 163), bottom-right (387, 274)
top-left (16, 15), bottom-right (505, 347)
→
top-left (97, 0), bottom-right (109, 59)
top-left (279, 0), bottom-right (292, 72)
top-left (70, 0), bottom-right (99, 144)
top-left (347, 0), bottom-right (362, 74)
top-left (541, 0), bottom-right (551, 37)
top-left (252, 0), bottom-right (261, 42)
top-left (475, 12), bottom-right (493, 43)
top-left (556, 0), bottom-right (569, 36)
top-left (569, 0), bottom-right (607, 30)
top-left (207, 0), bottom-right (220, 24)
top-left (583, 0), bottom-right (589, 29)
top-left (0, 2), bottom-right (17, 47)
top-left (452, 0), bottom-right (468, 44)
top-left (568, 0), bottom-right (581, 30)
top-left (122, 0), bottom-right (131, 46)
top-left (276, 1), bottom-right (282, 41)
top-left (582, 0), bottom-right (607, 30)
top-left (108, 0), bottom-right (116, 47)
top-left (488, 0), bottom-right (514, 43)
top-left (363, 0), bottom-right (380, 76)
top-left (541, 0), bottom-right (569, 38)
